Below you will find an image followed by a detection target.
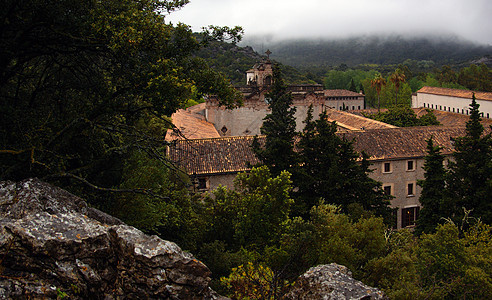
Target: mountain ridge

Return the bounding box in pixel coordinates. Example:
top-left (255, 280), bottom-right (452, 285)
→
top-left (240, 34), bottom-right (492, 68)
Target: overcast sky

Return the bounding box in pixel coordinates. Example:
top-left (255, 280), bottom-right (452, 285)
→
top-left (166, 0), bottom-right (492, 45)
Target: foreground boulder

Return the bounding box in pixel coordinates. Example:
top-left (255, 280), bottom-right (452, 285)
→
top-left (0, 179), bottom-right (222, 299)
top-left (285, 264), bottom-right (387, 299)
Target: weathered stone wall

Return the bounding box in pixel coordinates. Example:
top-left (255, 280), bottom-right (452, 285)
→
top-left (208, 173), bottom-right (237, 191)
top-left (206, 98), bottom-right (325, 136)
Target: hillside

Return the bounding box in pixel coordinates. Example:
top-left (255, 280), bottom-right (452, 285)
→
top-left (241, 35), bottom-right (492, 68)
top-left (195, 40), bottom-right (318, 85)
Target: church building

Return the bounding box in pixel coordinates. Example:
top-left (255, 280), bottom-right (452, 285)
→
top-left (205, 55), bottom-right (365, 136)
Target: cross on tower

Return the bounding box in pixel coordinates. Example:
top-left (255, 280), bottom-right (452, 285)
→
top-left (265, 49), bottom-right (272, 59)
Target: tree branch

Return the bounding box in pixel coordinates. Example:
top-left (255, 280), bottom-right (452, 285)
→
top-left (48, 172), bottom-right (170, 200)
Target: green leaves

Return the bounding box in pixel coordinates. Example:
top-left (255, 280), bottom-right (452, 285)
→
top-left (0, 0), bottom-right (241, 190)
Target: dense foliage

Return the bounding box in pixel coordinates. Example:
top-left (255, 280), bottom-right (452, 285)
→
top-left (364, 106), bottom-right (441, 127)
top-left (0, 0), bottom-right (242, 204)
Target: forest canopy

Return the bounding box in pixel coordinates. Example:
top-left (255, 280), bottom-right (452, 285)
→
top-left (0, 0), bottom-right (242, 193)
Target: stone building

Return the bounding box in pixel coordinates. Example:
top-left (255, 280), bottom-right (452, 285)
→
top-left (168, 126), bottom-right (468, 230)
top-left (205, 59), bottom-right (365, 136)
top-left (412, 86), bottom-right (492, 119)
top-left (324, 89), bottom-right (366, 111)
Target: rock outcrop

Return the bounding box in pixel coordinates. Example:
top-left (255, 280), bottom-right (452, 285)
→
top-left (0, 179), bottom-right (221, 299)
top-left (285, 264), bottom-right (387, 300)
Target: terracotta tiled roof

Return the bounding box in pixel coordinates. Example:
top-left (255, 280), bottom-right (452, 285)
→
top-left (325, 109), bottom-right (397, 131)
top-left (324, 89), bottom-right (364, 97)
top-left (413, 108), bottom-right (492, 127)
top-left (166, 103), bottom-right (220, 141)
top-left (417, 86), bottom-right (492, 101)
top-left (339, 126), bottom-right (468, 161)
top-left (168, 136), bottom-right (260, 175)
top-left (168, 126), bottom-right (485, 175)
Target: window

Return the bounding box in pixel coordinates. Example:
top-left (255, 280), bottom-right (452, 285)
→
top-left (453, 108), bottom-right (455, 112)
top-left (407, 182), bottom-right (415, 196)
top-left (383, 162), bottom-right (392, 173)
top-left (197, 178), bottom-right (208, 190)
top-left (383, 185), bottom-right (393, 196)
top-left (358, 106), bottom-right (361, 110)
top-left (402, 207), bottom-right (420, 228)
top-left (406, 160), bottom-right (415, 171)
top-left (221, 126), bottom-right (228, 135)
top-left (488, 113), bottom-right (490, 119)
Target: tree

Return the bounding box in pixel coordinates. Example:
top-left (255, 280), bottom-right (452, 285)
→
top-left (365, 106), bottom-right (440, 127)
top-left (366, 221), bottom-right (492, 299)
top-left (0, 0), bottom-right (242, 200)
top-left (296, 111), bottom-right (393, 221)
top-left (447, 94), bottom-right (492, 223)
top-left (253, 63), bottom-right (298, 176)
top-left (371, 73), bottom-right (386, 112)
top-left (389, 68), bottom-right (406, 105)
top-left (348, 78), bottom-right (357, 92)
top-left (415, 137), bottom-right (449, 235)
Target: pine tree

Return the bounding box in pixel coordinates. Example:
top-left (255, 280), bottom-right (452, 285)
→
top-left (448, 94), bottom-right (492, 224)
top-left (253, 63), bottom-right (298, 176)
top-left (415, 137), bottom-right (449, 235)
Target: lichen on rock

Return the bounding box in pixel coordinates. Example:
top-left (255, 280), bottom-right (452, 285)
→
top-left (0, 179), bottom-right (221, 299)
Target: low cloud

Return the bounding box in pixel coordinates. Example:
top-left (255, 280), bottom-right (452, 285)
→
top-left (167, 0), bottom-right (492, 45)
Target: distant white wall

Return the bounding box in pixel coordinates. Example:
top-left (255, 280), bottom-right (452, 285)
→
top-left (413, 93), bottom-right (492, 119)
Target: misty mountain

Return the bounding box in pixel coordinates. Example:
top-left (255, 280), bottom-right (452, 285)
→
top-left (242, 35), bottom-right (492, 68)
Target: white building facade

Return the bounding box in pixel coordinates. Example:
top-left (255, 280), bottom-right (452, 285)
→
top-left (412, 86), bottom-right (492, 119)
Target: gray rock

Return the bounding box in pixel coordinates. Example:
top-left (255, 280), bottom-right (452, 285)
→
top-left (0, 178), bottom-right (223, 299)
top-left (284, 264), bottom-right (387, 300)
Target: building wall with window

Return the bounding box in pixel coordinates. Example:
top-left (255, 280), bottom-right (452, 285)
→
top-left (412, 86), bottom-right (492, 118)
top-left (370, 158), bottom-right (423, 229)
top-left (324, 89), bottom-right (365, 111)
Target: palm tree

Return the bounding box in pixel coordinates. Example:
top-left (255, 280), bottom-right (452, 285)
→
top-left (390, 69), bottom-right (406, 105)
top-left (371, 73), bottom-right (386, 112)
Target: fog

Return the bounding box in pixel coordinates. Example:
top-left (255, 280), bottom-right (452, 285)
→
top-left (166, 0), bottom-right (492, 45)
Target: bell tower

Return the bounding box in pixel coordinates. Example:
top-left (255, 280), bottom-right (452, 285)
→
top-left (246, 50), bottom-right (273, 87)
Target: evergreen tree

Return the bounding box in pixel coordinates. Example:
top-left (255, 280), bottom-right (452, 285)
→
top-left (448, 94), bottom-right (492, 223)
top-left (348, 78), bottom-right (357, 92)
top-left (253, 63), bottom-right (298, 176)
top-left (415, 137), bottom-right (449, 235)
top-left (297, 111), bottom-right (392, 222)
